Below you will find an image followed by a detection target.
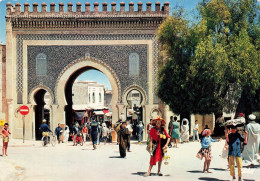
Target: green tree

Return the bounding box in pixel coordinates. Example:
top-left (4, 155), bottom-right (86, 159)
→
top-left (157, 0), bottom-right (260, 116)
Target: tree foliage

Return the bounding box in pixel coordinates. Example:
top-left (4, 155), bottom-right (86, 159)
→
top-left (157, 0), bottom-right (260, 115)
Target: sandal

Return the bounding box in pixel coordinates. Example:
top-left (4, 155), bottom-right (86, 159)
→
top-left (143, 173), bottom-right (151, 177)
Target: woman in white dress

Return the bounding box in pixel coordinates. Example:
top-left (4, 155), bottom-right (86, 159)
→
top-left (181, 118), bottom-right (189, 143)
top-left (63, 125), bottom-right (70, 143)
top-left (243, 114), bottom-right (260, 167)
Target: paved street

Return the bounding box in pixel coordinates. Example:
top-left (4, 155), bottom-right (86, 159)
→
top-left (1, 139), bottom-right (259, 181)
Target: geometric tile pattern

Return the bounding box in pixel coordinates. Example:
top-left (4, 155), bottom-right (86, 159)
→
top-left (16, 34), bottom-right (159, 104)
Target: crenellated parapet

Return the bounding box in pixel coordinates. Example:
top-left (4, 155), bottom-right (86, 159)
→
top-left (6, 2), bottom-right (169, 30)
top-left (6, 2), bottom-right (169, 16)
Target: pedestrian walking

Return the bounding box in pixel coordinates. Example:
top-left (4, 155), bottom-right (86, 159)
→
top-left (137, 121), bottom-right (144, 144)
top-left (55, 123), bottom-right (63, 144)
top-left (72, 122), bottom-right (81, 146)
top-left (90, 118), bottom-right (99, 150)
top-left (63, 125), bottom-right (70, 143)
top-left (243, 114), bottom-right (260, 167)
top-left (221, 128), bottom-right (230, 170)
top-left (193, 120), bottom-right (199, 142)
top-left (196, 129), bottom-right (221, 173)
top-left (144, 117), bottom-right (170, 177)
top-left (108, 125), bottom-right (113, 144)
top-left (82, 124), bottom-right (88, 143)
top-left (168, 116), bottom-right (174, 147)
top-left (116, 121), bottom-right (131, 158)
top-left (170, 117), bottom-right (180, 148)
top-left (180, 118), bottom-right (189, 143)
top-left (1, 123), bottom-right (11, 156)
top-left (126, 120), bottom-right (132, 151)
top-left (225, 125), bottom-right (248, 181)
top-left (102, 123), bottom-right (109, 145)
top-left (97, 122), bottom-right (102, 145)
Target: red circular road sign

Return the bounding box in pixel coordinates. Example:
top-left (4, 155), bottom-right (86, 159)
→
top-left (19, 105), bottom-right (29, 116)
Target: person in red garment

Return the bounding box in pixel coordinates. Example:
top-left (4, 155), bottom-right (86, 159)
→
top-left (144, 117), bottom-right (170, 176)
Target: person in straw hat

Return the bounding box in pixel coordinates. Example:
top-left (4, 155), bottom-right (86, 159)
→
top-left (144, 117), bottom-right (170, 177)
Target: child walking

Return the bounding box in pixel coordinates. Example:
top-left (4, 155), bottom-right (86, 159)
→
top-left (196, 129), bottom-right (221, 173)
top-left (225, 125), bottom-right (247, 181)
top-left (1, 123), bottom-right (11, 156)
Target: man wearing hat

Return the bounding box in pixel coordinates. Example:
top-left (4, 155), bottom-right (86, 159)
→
top-left (243, 114), bottom-right (260, 167)
top-left (39, 119), bottom-right (52, 146)
top-left (116, 121), bottom-right (131, 158)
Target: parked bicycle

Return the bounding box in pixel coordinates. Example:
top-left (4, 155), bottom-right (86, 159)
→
top-left (41, 132), bottom-right (56, 147)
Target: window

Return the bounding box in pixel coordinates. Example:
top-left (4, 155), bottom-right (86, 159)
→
top-left (92, 92), bottom-right (95, 103)
top-left (17, 91), bottom-right (23, 104)
top-left (89, 94), bottom-right (91, 103)
top-left (36, 53), bottom-right (47, 76)
top-left (129, 53), bottom-right (140, 76)
top-left (99, 93), bottom-right (102, 103)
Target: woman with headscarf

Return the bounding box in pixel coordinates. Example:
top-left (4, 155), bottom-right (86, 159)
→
top-left (181, 118), bottom-right (189, 143)
top-left (243, 114), bottom-right (260, 167)
top-left (144, 117), bottom-right (170, 177)
top-left (63, 125), bottom-right (70, 143)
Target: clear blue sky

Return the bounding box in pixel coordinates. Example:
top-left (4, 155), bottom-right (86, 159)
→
top-left (0, 0), bottom-right (201, 90)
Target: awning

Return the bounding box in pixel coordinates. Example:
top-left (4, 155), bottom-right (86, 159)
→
top-left (94, 111), bottom-right (104, 115)
top-left (103, 109), bottom-right (109, 114)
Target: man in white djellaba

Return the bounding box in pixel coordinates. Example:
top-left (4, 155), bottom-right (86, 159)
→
top-left (63, 125), bottom-right (70, 143)
top-left (181, 118), bottom-right (189, 143)
top-left (242, 114), bottom-right (260, 167)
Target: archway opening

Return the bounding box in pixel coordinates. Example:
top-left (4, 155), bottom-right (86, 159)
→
top-left (34, 89), bottom-right (51, 140)
top-left (126, 89), bottom-right (143, 139)
top-left (65, 67), bottom-right (112, 130)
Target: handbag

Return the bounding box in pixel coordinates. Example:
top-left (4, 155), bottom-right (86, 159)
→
top-left (146, 142), bottom-right (157, 156)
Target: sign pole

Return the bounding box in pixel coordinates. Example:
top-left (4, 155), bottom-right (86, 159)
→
top-left (23, 115), bottom-right (25, 143)
top-left (19, 105), bottom-right (29, 143)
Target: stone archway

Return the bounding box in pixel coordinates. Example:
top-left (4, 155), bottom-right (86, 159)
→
top-left (55, 55), bottom-right (121, 125)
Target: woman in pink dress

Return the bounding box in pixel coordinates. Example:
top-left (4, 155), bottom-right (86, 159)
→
top-left (144, 117), bottom-right (170, 176)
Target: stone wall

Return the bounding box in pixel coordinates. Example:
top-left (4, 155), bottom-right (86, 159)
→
top-left (0, 45), bottom-right (6, 123)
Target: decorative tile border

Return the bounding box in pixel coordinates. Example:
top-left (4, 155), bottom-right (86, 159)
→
top-left (16, 34), bottom-right (159, 104)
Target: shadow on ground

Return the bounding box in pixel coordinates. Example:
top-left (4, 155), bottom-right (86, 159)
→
top-left (198, 177), bottom-right (229, 181)
top-left (243, 165), bottom-right (260, 169)
top-left (109, 156), bottom-right (123, 159)
top-left (211, 168), bottom-right (227, 171)
top-left (131, 172), bottom-right (170, 177)
top-left (187, 170), bottom-right (203, 173)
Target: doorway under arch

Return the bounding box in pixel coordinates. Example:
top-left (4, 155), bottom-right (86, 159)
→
top-left (34, 89), bottom-right (51, 140)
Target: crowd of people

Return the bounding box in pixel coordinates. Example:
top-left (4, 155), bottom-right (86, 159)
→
top-left (1, 112), bottom-right (259, 180)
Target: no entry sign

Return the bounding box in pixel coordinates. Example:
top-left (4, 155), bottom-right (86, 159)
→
top-left (19, 105), bottom-right (29, 116)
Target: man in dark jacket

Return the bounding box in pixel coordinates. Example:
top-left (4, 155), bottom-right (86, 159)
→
top-left (55, 123), bottom-right (63, 144)
top-left (39, 119), bottom-right (52, 146)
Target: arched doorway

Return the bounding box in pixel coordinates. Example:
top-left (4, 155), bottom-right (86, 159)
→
top-left (64, 67), bottom-right (113, 128)
top-left (55, 56), bottom-right (120, 126)
top-left (126, 89), bottom-right (143, 138)
top-left (34, 89), bottom-right (51, 140)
